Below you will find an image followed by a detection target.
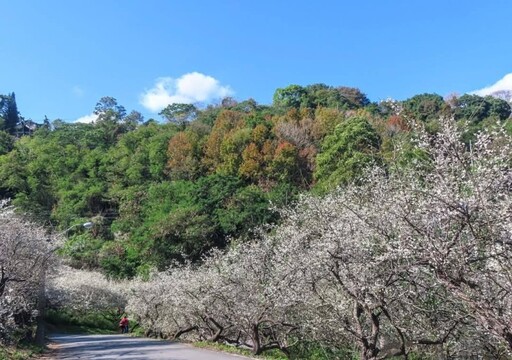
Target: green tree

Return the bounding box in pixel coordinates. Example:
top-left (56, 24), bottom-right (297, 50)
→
top-left (218, 127), bottom-right (251, 175)
top-left (0, 135), bottom-right (57, 221)
top-left (150, 206), bottom-right (216, 267)
top-left (402, 93), bottom-right (447, 122)
top-left (0, 131), bottom-right (13, 155)
top-left (2, 93), bottom-right (20, 135)
top-left (123, 110), bottom-right (144, 131)
top-left (302, 83), bottom-right (339, 108)
top-left (128, 180), bottom-right (210, 269)
top-left (273, 85), bottom-right (307, 109)
top-left (193, 174), bottom-right (277, 240)
top-left (216, 185), bottom-right (275, 235)
top-left (0, 95), bottom-right (5, 130)
top-left (337, 86), bottom-right (370, 108)
top-left (304, 84), bottom-right (370, 109)
top-left (315, 115), bottom-right (381, 190)
top-left (202, 110), bottom-right (247, 173)
top-left (312, 107), bottom-right (345, 139)
top-left (94, 96), bottom-right (126, 119)
top-left (452, 94), bottom-right (510, 123)
top-left (93, 96), bottom-right (129, 147)
top-left (453, 94), bottom-right (489, 122)
top-left (486, 96), bottom-right (511, 120)
top-left (159, 103), bottom-right (197, 127)
top-left (453, 94), bottom-right (511, 143)
top-left (269, 141), bottom-right (299, 184)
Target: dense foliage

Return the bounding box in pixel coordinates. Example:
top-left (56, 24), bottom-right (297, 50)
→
top-left (0, 88), bottom-right (511, 279)
top-left (2, 84), bottom-right (512, 358)
top-left (125, 120), bottom-right (512, 359)
top-left (46, 119), bottom-right (512, 359)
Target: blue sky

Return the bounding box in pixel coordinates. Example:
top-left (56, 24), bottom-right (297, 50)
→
top-left (1, 0), bottom-right (511, 123)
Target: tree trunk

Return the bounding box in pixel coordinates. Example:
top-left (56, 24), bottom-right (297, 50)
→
top-left (251, 323), bottom-right (261, 355)
top-left (34, 268), bottom-right (46, 345)
top-left (173, 326), bottom-right (198, 339)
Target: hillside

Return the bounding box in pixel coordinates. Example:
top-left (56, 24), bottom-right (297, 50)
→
top-left (0, 85), bottom-right (511, 278)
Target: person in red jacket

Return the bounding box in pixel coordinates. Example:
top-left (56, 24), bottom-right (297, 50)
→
top-left (119, 315), bottom-right (129, 333)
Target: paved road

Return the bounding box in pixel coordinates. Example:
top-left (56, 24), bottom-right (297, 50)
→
top-left (48, 334), bottom-right (252, 360)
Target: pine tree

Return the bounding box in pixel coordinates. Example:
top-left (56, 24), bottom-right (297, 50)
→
top-left (4, 93), bottom-right (20, 135)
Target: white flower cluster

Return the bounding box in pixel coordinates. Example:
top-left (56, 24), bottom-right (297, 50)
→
top-left (39, 119), bottom-right (512, 359)
top-left (46, 266), bottom-right (129, 312)
top-left (0, 203), bottom-right (51, 344)
top-left (126, 119), bottom-right (512, 358)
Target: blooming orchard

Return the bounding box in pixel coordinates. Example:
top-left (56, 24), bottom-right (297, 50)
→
top-left (46, 265), bottom-right (128, 312)
top-left (15, 118), bottom-right (512, 359)
top-left (127, 119), bottom-right (512, 359)
top-left (0, 202), bottom-right (51, 344)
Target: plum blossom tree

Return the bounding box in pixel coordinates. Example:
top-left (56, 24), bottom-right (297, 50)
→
top-left (271, 118), bottom-right (512, 358)
top-left (0, 201), bottom-right (51, 344)
top-left (127, 269), bottom-right (196, 338)
top-left (46, 266), bottom-right (129, 312)
top-left (127, 242), bottom-right (302, 354)
top-left (97, 118), bottom-right (512, 359)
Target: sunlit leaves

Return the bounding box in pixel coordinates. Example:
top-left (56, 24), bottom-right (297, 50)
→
top-left (315, 114), bottom-right (381, 190)
top-left (126, 119), bottom-right (512, 358)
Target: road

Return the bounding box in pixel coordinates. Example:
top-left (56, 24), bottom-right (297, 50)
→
top-left (47, 334), bottom-right (253, 360)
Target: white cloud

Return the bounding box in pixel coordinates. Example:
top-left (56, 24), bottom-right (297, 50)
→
top-left (472, 73), bottom-right (512, 96)
top-left (74, 113), bottom-right (97, 123)
top-left (140, 72), bottom-right (233, 112)
top-left (72, 86), bottom-right (85, 97)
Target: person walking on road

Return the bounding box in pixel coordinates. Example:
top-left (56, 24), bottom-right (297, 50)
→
top-left (119, 315), bottom-right (129, 334)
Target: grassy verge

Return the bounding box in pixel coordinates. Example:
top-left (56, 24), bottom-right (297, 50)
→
top-left (194, 340), bottom-right (360, 360)
top-left (45, 308), bottom-right (118, 335)
top-left (194, 341), bottom-right (287, 359)
top-left (0, 343), bottom-right (44, 360)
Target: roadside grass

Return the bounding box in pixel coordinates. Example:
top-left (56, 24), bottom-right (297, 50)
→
top-left (194, 341), bottom-right (288, 359)
top-left (194, 340), bottom-right (362, 359)
top-left (129, 326), bottom-right (145, 337)
top-left (45, 309), bottom-right (118, 335)
top-left (0, 343), bottom-right (44, 360)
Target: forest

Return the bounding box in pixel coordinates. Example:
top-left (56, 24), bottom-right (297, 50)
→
top-left (1, 85), bottom-right (512, 359)
top-left (1, 86), bottom-right (510, 278)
